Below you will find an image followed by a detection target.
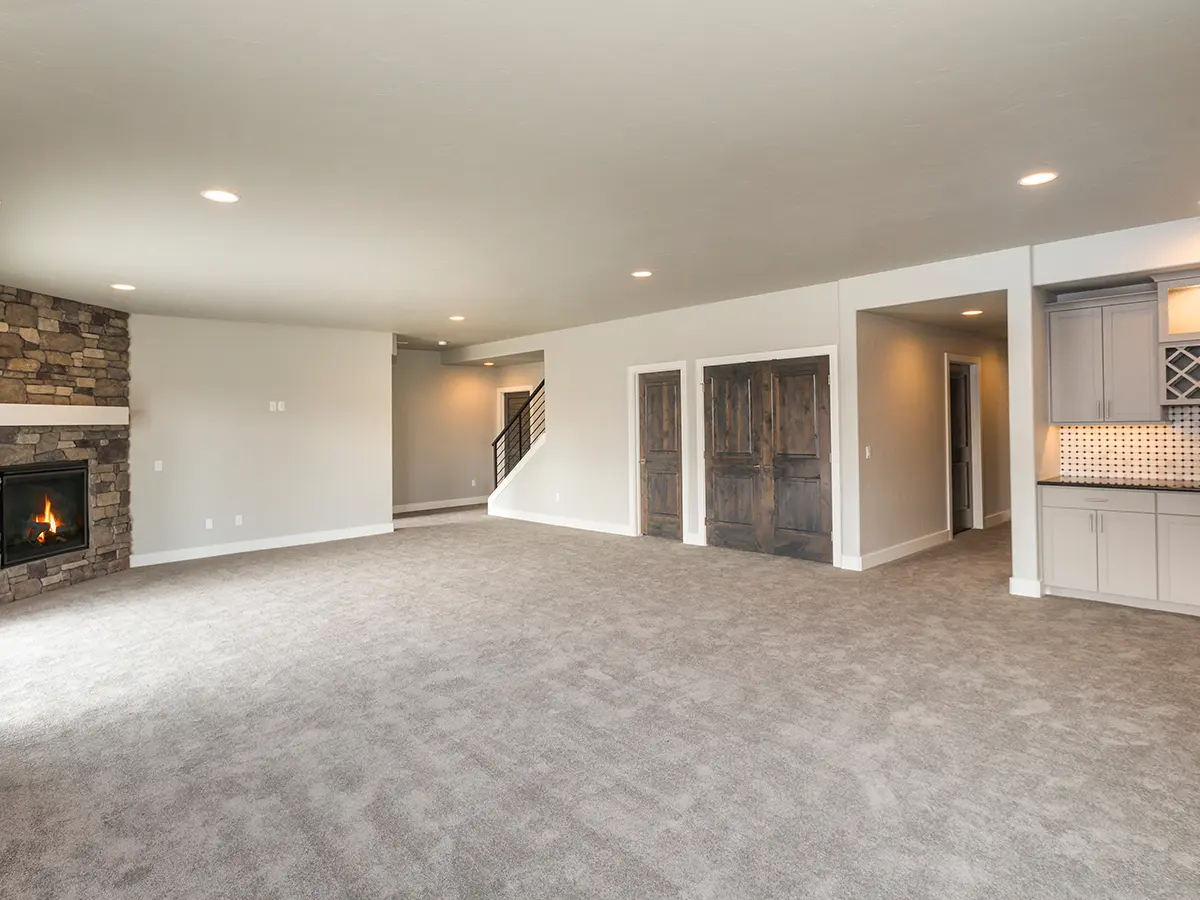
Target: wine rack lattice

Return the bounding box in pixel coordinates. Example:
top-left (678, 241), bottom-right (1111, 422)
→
top-left (1164, 344), bottom-right (1200, 404)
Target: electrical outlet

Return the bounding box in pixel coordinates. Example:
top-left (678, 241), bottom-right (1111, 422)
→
top-left (205, 518), bottom-right (214, 530)
top-left (269, 401), bottom-right (277, 412)
top-left (278, 400), bottom-right (286, 412)
top-left (154, 460), bottom-right (163, 471)
top-left (471, 479), bottom-right (477, 488)
top-left (555, 492), bottom-right (561, 502)
top-left (235, 514), bottom-right (243, 526)
top-left (865, 445), bottom-right (872, 459)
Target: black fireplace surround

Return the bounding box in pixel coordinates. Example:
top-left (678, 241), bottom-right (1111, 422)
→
top-left (0, 461), bottom-right (89, 568)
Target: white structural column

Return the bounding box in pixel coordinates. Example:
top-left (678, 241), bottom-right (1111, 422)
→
top-left (1005, 251), bottom-right (1041, 595)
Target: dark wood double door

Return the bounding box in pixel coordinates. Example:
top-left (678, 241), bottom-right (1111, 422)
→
top-left (705, 356), bottom-right (833, 562)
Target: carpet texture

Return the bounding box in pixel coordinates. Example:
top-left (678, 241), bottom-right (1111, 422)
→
top-left (1, 521), bottom-right (1197, 899)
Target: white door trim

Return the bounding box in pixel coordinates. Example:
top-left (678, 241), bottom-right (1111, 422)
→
top-left (627, 361), bottom-right (689, 539)
top-left (945, 353), bottom-right (985, 534)
top-left (691, 345), bottom-right (842, 567)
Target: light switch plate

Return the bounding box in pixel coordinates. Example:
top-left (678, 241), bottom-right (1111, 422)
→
top-left (205, 518), bottom-right (214, 530)
top-left (154, 460), bottom-right (163, 471)
top-left (269, 401), bottom-right (277, 412)
top-left (278, 401), bottom-right (286, 412)
top-left (235, 514), bottom-right (243, 526)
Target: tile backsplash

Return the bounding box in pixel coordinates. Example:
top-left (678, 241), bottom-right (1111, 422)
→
top-left (1060, 407), bottom-right (1200, 482)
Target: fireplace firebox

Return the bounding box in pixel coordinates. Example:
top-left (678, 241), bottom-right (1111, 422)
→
top-left (1, 461), bottom-right (90, 568)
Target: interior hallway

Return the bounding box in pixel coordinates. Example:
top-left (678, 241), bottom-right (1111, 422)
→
top-left (2, 522), bottom-right (1196, 899)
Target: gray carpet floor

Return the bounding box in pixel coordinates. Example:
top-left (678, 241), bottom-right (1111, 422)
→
top-left (1, 520), bottom-right (1197, 899)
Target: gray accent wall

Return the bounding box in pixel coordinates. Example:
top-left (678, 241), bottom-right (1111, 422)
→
top-left (130, 315), bottom-right (393, 559)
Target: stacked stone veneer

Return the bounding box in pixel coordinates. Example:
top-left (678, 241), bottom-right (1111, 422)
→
top-left (0, 284), bottom-right (131, 604)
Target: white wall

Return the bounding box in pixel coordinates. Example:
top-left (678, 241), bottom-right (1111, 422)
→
top-left (474, 283), bottom-right (840, 539)
top-left (856, 312), bottom-right (1009, 558)
top-left (130, 316), bottom-right (393, 564)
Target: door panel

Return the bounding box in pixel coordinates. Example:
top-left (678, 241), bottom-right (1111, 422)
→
top-left (773, 372), bottom-right (819, 456)
top-left (1157, 515), bottom-right (1200, 607)
top-left (1049, 307), bottom-right (1104, 423)
top-left (1103, 302), bottom-right (1161, 422)
top-left (1097, 511), bottom-right (1157, 600)
top-left (638, 371), bottom-right (682, 540)
top-left (1042, 506), bottom-right (1099, 592)
top-left (768, 357), bottom-right (833, 562)
top-left (705, 363), bottom-right (766, 553)
top-left (949, 363), bottom-right (973, 534)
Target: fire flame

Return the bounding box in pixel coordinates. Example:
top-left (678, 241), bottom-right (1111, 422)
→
top-left (35, 496), bottom-right (59, 544)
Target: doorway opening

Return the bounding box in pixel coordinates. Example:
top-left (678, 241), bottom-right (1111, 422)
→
top-left (946, 356), bottom-right (984, 535)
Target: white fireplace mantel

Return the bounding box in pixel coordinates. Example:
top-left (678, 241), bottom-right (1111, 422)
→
top-left (0, 403), bottom-right (130, 427)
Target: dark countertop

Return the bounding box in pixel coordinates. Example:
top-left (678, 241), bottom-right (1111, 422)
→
top-left (1038, 476), bottom-right (1200, 493)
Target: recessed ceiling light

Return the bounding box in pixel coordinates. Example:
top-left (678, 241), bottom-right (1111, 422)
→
top-left (483, 361), bottom-right (495, 367)
top-left (110, 284), bottom-right (136, 291)
top-left (449, 315), bottom-right (465, 321)
top-left (962, 310), bottom-right (984, 316)
top-left (1018, 172), bottom-right (1058, 187)
top-left (631, 270), bottom-right (653, 278)
top-left (201, 189), bottom-right (240, 203)
top-left (437, 340), bottom-right (448, 346)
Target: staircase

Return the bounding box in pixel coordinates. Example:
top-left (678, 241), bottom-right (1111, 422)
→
top-left (492, 380), bottom-right (545, 487)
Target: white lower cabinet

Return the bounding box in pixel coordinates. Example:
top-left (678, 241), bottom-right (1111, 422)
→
top-left (1157, 515), bottom-right (1200, 608)
top-left (1040, 487), bottom-right (1200, 614)
top-left (1097, 511), bottom-right (1158, 600)
top-left (1042, 506), bottom-right (1099, 592)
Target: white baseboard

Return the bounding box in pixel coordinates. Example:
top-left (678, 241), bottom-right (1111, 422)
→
top-left (985, 510), bottom-right (1012, 528)
top-left (130, 523), bottom-right (395, 568)
top-left (393, 497), bottom-right (488, 515)
top-left (487, 506), bottom-right (637, 537)
top-left (856, 529), bottom-right (951, 570)
top-left (1043, 584), bottom-right (1200, 618)
top-left (1008, 577), bottom-right (1043, 598)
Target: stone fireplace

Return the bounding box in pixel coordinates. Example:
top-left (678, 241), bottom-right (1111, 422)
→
top-left (0, 284), bottom-right (131, 604)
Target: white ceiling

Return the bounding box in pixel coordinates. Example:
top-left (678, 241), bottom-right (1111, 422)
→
top-left (1, 0), bottom-right (1198, 345)
top-left (871, 291), bottom-right (1010, 340)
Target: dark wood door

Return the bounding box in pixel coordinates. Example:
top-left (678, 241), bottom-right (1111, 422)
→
top-left (503, 390), bottom-right (530, 473)
top-left (704, 362), bottom-right (767, 553)
top-left (949, 364), bottom-right (973, 534)
top-left (638, 371), bottom-right (682, 540)
top-left (767, 357), bottom-right (833, 562)
top-left (704, 356), bottom-right (833, 562)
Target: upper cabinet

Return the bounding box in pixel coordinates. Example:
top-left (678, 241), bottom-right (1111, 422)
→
top-left (1156, 273), bottom-right (1200, 343)
top-left (1154, 272), bottom-right (1200, 405)
top-left (1048, 298), bottom-right (1162, 424)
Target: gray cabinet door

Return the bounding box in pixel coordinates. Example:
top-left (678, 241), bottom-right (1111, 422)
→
top-left (1097, 511), bottom-right (1158, 600)
top-left (1157, 514), bottom-right (1200, 607)
top-left (1049, 307), bottom-right (1104, 423)
top-left (1042, 506), bottom-right (1098, 592)
top-left (1103, 302), bottom-right (1161, 422)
